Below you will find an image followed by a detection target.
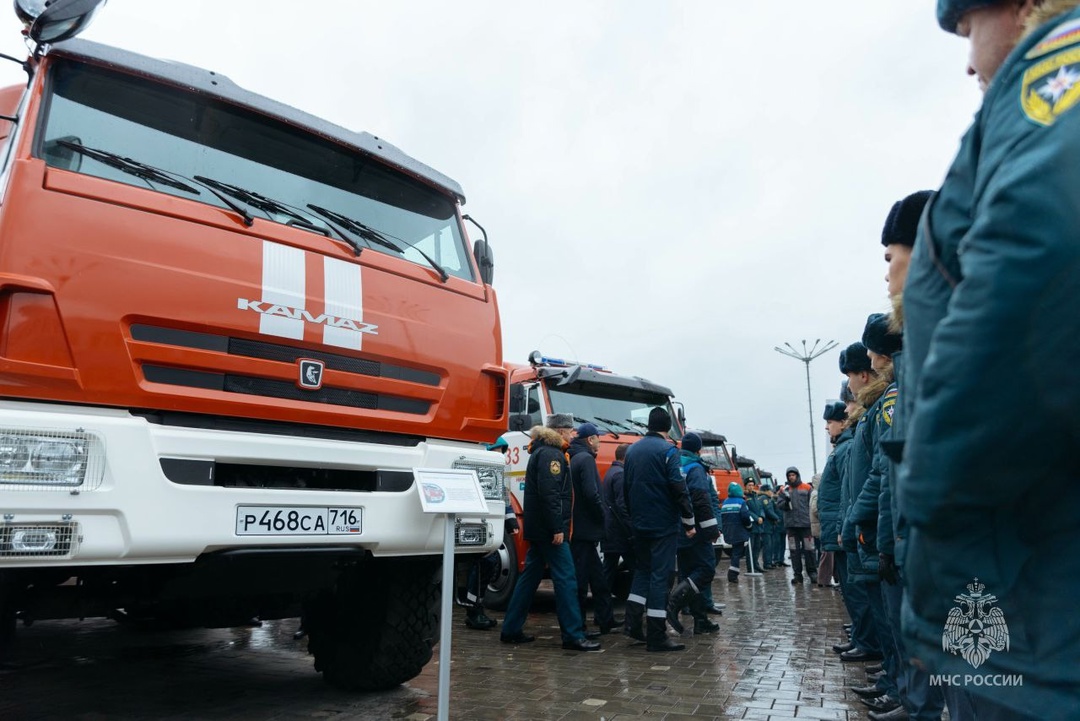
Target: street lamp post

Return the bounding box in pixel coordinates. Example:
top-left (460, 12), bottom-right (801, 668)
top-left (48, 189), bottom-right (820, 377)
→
top-left (774, 339), bottom-right (838, 476)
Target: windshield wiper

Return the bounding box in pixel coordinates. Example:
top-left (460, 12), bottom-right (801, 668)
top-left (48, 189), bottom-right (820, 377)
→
top-left (593, 416), bottom-right (634, 436)
top-left (195, 175), bottom-right (334, 227)
top-left (191, 176), bottom-right (372, 252)
top-left (306, 204), bottom-right (450, 283)
top-left (624, 418), bottom-right (650, 431)
top-left (57, 141), bottom-right (201, 194)
top-left (55, 141), bottom-right (262, 227)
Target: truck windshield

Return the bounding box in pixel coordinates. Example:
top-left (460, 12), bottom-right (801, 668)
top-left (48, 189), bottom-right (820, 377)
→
top-left (700, 447), bottom-right (733, 470)
top-left (37, 59), bottom-right (474, 281)
top-left (547, 386), bottom-right (681, 441)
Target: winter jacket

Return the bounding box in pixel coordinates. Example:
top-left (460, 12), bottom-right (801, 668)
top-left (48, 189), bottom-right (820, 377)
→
top-left (624, 433), bottom-right (695, 538)
top-left (568, 437), bottom-right (605, 543)
top-left (897, 9), bottom-right (1080, 712)
top-left (818, 426), bottom-right (854, 553)
top-left (848, 385), bottom-right (896, 578)
top-left (842, 391), bottom-right (886, 582)
top-left (677, 451), bottom-right (720, 547)
top-left (776, 467), bottom-right (812, 528)
top-left (762, 492), bottom-right (781, 528)
top-left (876, 385), bottom-right (899, 557)
top-left (601, 461), bottom-right (632, 553)
top-left (744, 490), bottom-right (768, 535)
top-left (720, 485), bottom-right (752, 545)
top-left (522, 426), bottom-right (572, 543)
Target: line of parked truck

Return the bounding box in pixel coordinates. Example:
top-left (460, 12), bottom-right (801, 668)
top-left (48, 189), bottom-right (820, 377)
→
top-left (483, 351), bottom-right (773, 610)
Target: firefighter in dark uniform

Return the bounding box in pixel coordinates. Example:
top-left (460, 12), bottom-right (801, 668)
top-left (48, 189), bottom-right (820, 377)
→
top-left (499, 414), bottom-right (600, 651)
top-left (623, 407), bottom-right (696, 652)
top-left (667, 431), bottom-right (720, 635)
top-left (898, 2), bottom-right (1080, 716)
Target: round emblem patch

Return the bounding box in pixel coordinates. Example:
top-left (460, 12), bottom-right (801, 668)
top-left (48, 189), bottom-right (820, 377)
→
top-left (549, 460), bottom-right (561, 475)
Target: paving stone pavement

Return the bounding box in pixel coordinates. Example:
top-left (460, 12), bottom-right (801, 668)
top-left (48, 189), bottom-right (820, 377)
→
top-left (0, 565), bottom-right (891, 720)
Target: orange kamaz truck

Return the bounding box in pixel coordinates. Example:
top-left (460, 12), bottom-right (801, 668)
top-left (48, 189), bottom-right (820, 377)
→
top-left (0, 0), bottom-right (507, 691)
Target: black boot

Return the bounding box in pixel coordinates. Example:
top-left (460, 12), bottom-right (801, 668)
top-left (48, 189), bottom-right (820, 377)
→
top-left (666, 579), bottom-right (694, 634)
top-left (693, 616), bottom-right (720, 634)
top-left (646, 616), bottom-right (685, 652)
top-left (465, 605), bottom-right (497, 630)
top-left (727, 567), bottom-right (740, 583)
top-left (689, 595), bottom-right (719, 634)
top-left (623, 601), bottom-right (646, 643)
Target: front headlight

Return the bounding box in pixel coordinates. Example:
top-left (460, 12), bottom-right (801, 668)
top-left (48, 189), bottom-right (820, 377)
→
top-left (452, 458), bottom-right (504, 501)
top-left (0, 428), bottom-right (105, 489)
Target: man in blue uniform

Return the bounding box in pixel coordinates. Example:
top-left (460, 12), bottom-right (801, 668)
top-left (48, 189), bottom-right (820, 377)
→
top-left (569, 422), bottom-right (618, 635)
top-left (499, 414), bottom-right (600, 651)
top-left (899, 1), bottom-right (1080, 716)
top-left (667, 432), bottom-right (720, 635)
top-left (623, 407), bottom-right (696, 652)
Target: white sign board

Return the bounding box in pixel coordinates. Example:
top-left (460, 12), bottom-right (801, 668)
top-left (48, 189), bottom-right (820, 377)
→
top-left (413, 468), bottom-right (488, 515)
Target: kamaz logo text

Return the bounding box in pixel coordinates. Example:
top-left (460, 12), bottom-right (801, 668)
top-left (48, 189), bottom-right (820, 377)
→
top-left (237, 299), bottom-right (379, 335)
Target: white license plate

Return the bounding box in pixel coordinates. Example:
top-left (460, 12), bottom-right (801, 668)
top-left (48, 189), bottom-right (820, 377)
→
top-left (235, 506), bottom-right (362, 536)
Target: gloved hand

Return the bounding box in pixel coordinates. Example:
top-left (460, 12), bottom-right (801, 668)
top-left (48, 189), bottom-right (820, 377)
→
top-left (504, 516), bottom-right (520, 535)
top-left (879, 553), bottom-right (899, 585)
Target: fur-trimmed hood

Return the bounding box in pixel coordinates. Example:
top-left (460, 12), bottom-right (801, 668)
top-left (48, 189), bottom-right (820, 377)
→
top-left (856, 366), bottom-right (893, 409)
top-left (529, 425), bottom-right (568, 450)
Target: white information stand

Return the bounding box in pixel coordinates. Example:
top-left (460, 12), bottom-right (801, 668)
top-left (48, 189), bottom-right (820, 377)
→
top-left (414, 468), bottom-right (489, 721)
top-left (745, 535), bottom-right (763, 576)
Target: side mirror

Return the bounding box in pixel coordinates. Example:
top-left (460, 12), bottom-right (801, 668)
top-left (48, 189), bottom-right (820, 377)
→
top-left (22, 0), bottom-right (107, 45)
top-left (473, 238), bottom-right (494, 285)
top-left (508, 414), bottom-right (531, 432)
top-left (508, 384), bottom-right (526, 413)
top-left (463, 214), bottom-right (494, 285)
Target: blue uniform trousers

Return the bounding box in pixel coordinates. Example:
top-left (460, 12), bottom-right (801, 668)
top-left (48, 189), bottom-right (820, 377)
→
top-left (677, 537), bottom-right (716, 591)
top-left (841, 553), bottom-right (881, 653)
top-left (630, 532), bottom-right (677, 621)
top-left (883, 576), bottom-right (944, 720)
top-left (501, 541), bottom-right (584, 643)
top-left (865, 579), bottom-right (899, 698)
top-left (727, 541), bottom-right (745, 578)
top-left (571, 539), bottom-right (615, 629)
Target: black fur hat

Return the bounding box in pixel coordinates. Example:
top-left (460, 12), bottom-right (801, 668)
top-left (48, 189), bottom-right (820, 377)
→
top-left (840, 378), bottom-right (853, 403)
top-left (839, 342), bottom-right (871, 375)
top-left (823, 401), bottom-right (847, 422)
top-left (882, 190), bottom-right (933, 248)
top-left (647, 407), bottom-right (672, 433)
top-left (862, 313), bottom-right (902, 357)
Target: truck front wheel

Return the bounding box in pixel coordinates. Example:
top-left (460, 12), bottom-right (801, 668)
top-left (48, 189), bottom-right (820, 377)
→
top-left (481, 537), bottom-right (517, 611)
top-left (306, 557), bottom-right (439, 691)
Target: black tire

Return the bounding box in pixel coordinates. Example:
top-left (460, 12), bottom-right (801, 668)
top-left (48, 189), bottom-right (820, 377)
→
top-left (482, 538), bottom-right (518, 611)
top-left (306, 557), bottom-right (440, 691)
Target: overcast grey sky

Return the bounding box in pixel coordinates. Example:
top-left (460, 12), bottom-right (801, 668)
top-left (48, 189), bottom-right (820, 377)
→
top-left (0, 2), bottom-right (984, 477)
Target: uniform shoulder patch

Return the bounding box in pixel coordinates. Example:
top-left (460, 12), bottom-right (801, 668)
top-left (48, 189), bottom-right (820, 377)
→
top-left (881, 389), bottom-right (897, 428)
top-left (1021, 47), bottom-right (1080, 126)
top-left (549, 459), bottom-right (561, 475)
top-left (1026, 17), bottom-right (1080, 59)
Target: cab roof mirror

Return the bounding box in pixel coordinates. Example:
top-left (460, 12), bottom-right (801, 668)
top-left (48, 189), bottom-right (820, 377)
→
top-left (18, 0), bottom-right (107, 45)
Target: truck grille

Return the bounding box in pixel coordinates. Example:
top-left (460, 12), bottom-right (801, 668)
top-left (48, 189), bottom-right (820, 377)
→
top-left (132, 325), bottom-right (436, 414)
